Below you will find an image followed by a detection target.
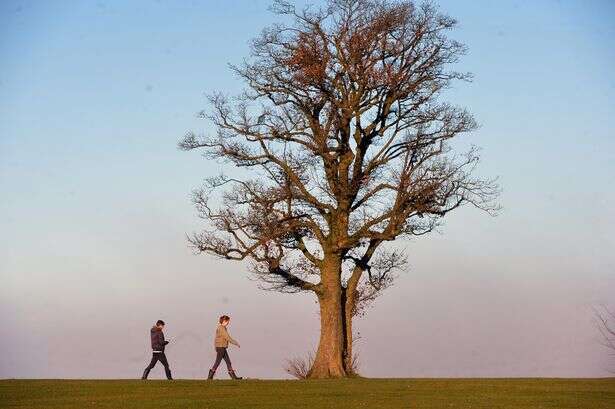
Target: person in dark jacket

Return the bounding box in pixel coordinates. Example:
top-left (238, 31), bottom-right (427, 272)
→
top-left (141, 320), bottom-right (173, 380)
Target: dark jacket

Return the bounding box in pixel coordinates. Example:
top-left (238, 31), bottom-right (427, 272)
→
top-left (150, 326), bottom-right (168, 352)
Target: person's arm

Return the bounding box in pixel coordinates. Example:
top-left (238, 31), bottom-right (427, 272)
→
top-left (158, 332), bottom-right (168, 348)
top-left (223, 327), bottom-right (240, 347)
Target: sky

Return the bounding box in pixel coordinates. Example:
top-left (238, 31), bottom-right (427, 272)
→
top-left (1, 0), bottom-right (614, 379)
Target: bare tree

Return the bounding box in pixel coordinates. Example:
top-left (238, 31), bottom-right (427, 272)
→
top-left (594, 305), bottom-right (615, 372)
top-left (180, 0), bottom-right (499, 378)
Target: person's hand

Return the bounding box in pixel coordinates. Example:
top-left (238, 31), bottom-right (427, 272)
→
top-left (164, 340), bottom-right (170, 345)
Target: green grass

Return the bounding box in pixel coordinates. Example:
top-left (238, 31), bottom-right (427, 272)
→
top-left (1, 378), bottom-right (614, 409)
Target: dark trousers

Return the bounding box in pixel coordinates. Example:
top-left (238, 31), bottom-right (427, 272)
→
top-left (211, 347), bottom-right (233, 372)
top-left (142, 352), bottom-right (173, 380)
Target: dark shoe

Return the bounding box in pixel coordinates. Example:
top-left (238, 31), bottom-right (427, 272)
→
top-left (207, 369), bottom-right (215, 380)
top-left (165, 368), bottom-right (173, 380)
top-left (229, 370), bottom-right (242, 380)
top-left (141, 369), bottom-right (150, 380)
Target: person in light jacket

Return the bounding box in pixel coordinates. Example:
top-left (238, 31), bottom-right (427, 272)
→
top-left (208, 315), bottom-right (242, 380)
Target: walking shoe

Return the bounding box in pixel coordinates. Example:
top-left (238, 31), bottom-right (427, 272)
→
top-left (229, 370), bottom-right (242, 380)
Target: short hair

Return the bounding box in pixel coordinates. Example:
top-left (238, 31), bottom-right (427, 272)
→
top-left (219, 315), bottom-right (230, 324)
top-left (156, 320), bottom-right (165, 326)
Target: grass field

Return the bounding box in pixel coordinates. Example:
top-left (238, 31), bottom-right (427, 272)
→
top-left (1, 378), bottom-right (614, 409)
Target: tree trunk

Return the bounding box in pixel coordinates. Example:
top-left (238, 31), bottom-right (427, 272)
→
top-left (342, 288), bottom-right (355, 375)
top-left (342, 264), bottom-right (363, 376)
top-left (308, 256), bottom-right (346, 378)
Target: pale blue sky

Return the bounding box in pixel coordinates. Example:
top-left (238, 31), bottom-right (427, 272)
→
top-left (1, 0), bottom-right (614, 379)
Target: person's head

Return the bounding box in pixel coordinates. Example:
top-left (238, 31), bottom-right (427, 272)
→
top-left (156, 319), bottom-right (165, 329)
top-left (219, 315), bottom-right (230, 326)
